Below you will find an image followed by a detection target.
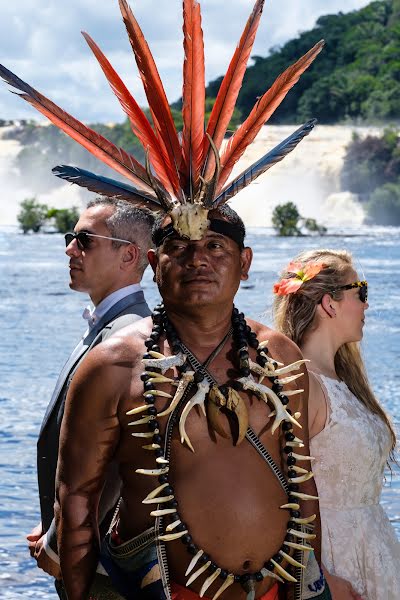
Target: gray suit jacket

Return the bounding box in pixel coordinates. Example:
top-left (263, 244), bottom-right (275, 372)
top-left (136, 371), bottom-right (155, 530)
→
top-left (37, 290), bottom-right (150, 553)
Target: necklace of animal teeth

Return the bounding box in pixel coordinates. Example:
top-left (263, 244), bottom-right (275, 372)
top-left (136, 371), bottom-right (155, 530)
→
top-left (129, 303), bottom-right (316, 599)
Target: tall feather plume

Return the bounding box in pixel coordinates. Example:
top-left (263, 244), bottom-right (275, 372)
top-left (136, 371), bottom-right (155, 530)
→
top-left (217, 40), bottom-right (324, 193)
top-left (0, 64), bottom-right (154, 193)
top-left (52, 165), bottom-right (162, 211)
top-left (82, 32), bottom-right (179, 196)
top-left (213, 119), bottom-right (317, 206)
top-left (118, 0), bottom-right (184, 198)
top-left (202, 0), bottom-right (265, 182)
top-left (181, 0), bottom-right (205, 197)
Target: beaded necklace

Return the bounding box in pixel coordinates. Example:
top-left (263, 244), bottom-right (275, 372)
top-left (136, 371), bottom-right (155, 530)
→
top-left (128, 304), bottom-right (317, 600)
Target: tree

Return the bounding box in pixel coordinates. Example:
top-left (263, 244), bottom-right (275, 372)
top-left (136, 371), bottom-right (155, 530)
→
top-left (46, 207), bottom-right (80, 233)
top-left (17, 198), bottom-right (48, 233)
top-left (272, 202), bottom-right (301, 236)
top-left (367, 182), bottom-right (400, 224)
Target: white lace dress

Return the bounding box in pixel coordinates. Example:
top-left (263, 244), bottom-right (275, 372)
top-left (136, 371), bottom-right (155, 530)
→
top-left (309, 375), bottom-right (400, 600)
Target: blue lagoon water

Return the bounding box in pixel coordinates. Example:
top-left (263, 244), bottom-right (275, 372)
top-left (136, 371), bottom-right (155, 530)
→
top-left (0, 227), bottom-right (399, 597)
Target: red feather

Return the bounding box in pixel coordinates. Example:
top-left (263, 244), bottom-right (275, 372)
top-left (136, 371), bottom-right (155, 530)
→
top-left (181, 0), bottom-right (205, 195)
top-left (119, 0), bottom-right (183, 196)
top-left (82, 31), bottom-right (179, 195)
top-left (217, 40), bottom-right (324, 192)
top-left (203, 0), bottom-right (265, 181)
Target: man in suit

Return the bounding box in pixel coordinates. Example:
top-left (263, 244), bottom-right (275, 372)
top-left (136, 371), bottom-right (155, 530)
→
top-left (26, 196), bottom-right (153, 598)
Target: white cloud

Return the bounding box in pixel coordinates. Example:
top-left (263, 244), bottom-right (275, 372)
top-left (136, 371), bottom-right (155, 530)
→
top-left (0, 0), bottom-right (371, 122)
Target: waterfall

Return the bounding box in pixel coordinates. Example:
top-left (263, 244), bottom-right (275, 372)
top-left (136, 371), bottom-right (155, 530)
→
top-left (0, 123), bottom-right (383, 228)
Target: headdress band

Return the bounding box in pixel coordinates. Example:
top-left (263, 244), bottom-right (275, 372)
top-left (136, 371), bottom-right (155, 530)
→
top-left (153, 219), bottom-right (245, 249)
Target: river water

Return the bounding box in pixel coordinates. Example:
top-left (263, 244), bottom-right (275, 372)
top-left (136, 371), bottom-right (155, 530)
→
top-left (0, 226), bottom-right (399, 598)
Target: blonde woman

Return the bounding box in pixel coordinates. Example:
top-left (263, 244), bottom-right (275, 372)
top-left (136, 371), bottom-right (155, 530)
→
top-left (273, 249), bottom-right (400, 600)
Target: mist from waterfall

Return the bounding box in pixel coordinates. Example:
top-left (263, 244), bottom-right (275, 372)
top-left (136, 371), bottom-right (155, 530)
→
top-left (0, 123), bottom-right (383, 229)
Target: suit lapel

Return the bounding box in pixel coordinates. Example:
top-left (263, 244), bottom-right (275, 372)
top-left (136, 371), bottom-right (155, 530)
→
top-left (39, 290), bottom-right (147, 435)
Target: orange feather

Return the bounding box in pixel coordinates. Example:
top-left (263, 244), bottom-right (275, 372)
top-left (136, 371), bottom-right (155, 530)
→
top-left (181, 0), bottom-right (205, 196)
top-left (203, 0), bottom-right (265, 181)
top-left (217, 40), bottom-right (324, 192)
top-left (24, 94), bottom-right (154, 191)
top-left (119, 0), bottom-right (183, 197)
top-left (82, 31), bottom-right (178, 195)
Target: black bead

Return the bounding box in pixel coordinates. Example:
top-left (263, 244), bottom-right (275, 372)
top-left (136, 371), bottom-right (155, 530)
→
top-left (282, 422), bottom-right (293, 432)
top-left (282, 545), bottom-right (290, 553)
top-left (194, 371), bottom-right (205, 383)
top-left (178, 362), bottom-right (189, 372)
top-left (288, 496), bottom-right (297, 504)
top-left (147, 406), bottom-right (157, 416)
top-left (280, 396), bottom-right (289, 405)
top-left (234, 574), bottom-right (241, 583)
top-left (289, 483), bottom-right (299, 491)
top-left (169, 500), bottom-right (178, 508)
top-left (272, 384), bottom-right (283, 393)
top-left (240, 574), bottom-right (250, 583)
top-left (144, 394), bottom-right (155, 404)
top-left (264, 561), bottom-right (274, 571)
top-left (187, 544), bottom-right (198, 555)
top-left (283, 446), bottom-right (292, 454)
top-left (286, 534), bottom-right (295, 543)
top-left (158, 474), bottom-right (168, 484)
top-left (248, 337), bottom-right (259, 349)
top-left (144, 381), bottom-right (154, 391)
top-left (288, 469), bottom-right (297, 478)
top-left (290, 510), bottom-right (300, 518)
top-left (285, 432), bottom-right (295, 442)
top-left (164, 486), bottom-right (174, 496)
top-left (181, 534), bottom-right (192, 545)
top-left (220, 570), bottom-right (228, 580)
top-left (239, 349), bottom-right (249, 359)
top-left (199, 553), bottom-right (210, 564)
top-left (140, 372), bottom-right (150, 381)
top-left (240, 367), bottom-right (250, 377)
top-left (151, 345), bottom-right (161, 353)
top-left (143, 353), bottom-right (152, 359)
top-left (148, 420), bottom-right (159, 431)
top-left (209, 563), bottom-right (218, 573)
top-left (287, 521), bottom-right (295, 529)
top-left (286, 408), bottom-right (292, 415)
top-left (219, 385), bottom-right (228, 397)
top-left (273, 553), bottom-right (283, 564)
top-left (155, 449), bottom-right (164, 458)
top-left (172, 344), bottom-right (181, 354)
top-left (287, 456), bottom-right (296, 466)
top-left (177, 522), bottom-right (187, 532)
top-left (256, 355), bottom-right (267, 367)
top-left (153, 434), bottom-right (162, 444)
top-left (144, 339), bottom-right (153, 349)
top-left (255, 571), bottom-right (264, 582)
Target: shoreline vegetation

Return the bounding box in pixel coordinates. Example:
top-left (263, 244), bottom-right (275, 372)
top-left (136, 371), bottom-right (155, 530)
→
top-left (2, 0), bottom-right (400, 229)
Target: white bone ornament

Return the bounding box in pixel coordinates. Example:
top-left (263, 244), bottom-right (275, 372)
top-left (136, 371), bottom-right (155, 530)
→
top-left (238, 377), bottom-right (301, 433)
top-left (142, 351), bottom-right (187, 374)
top-left (179, 381), bottom-right (210, 451)
top-left (158, 371), bottom-right (195, 417)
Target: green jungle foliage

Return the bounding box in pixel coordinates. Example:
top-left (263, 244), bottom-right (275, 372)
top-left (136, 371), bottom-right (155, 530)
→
top-left (271, 202), bottom-right (327, 236)
top-left (207, 0), bottom-right (400, 124)
top-left (341, 128), bottom-right (400, 223)
top-left (17, 198), bottom-right (79, 233)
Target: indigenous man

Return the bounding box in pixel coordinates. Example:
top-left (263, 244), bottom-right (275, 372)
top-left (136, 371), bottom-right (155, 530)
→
top-left (55, 206), bottom-right (329, 600)
top-left (27, 197), bottom-right (153, 599)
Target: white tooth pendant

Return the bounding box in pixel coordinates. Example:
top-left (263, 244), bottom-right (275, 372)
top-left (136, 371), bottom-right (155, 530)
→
top-left (211, 574), bottom-right (235, 600)
top-left (200, 568), bottom-right (221, 597)
top-left (186, 561), bottom-right (211, 586)
top-left (270, 559), bottom-right (297, 583)
top-left (287, 528), bottom-right (316, 541)
top-left (159, 529), bottom-right (188, 542)
top-left (279, 550), bottom-right (305, 569)
top-left (185, 549), bottom-right (204, 576)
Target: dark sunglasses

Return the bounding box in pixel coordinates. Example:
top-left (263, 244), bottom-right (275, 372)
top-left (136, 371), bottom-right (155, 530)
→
top-left (334, 280), bottom-right (368, 303)
top-left (64, 231), bottom-right (132, 250)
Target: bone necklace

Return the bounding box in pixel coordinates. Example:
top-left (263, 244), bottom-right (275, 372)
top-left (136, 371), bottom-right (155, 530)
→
top-left (128, 304), bottom-right (317, 599)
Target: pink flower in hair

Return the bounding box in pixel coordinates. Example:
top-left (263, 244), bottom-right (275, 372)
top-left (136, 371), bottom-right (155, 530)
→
top-left (273, 261), bottom-right (325, 296)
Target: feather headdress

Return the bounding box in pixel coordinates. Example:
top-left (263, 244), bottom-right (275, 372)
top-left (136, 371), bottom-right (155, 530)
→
top-left (0, 0), bottom-right (323, 242)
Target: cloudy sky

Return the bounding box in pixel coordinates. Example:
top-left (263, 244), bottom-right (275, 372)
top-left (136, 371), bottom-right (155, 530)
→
top-left (0, 0), bottom-right (371, 123)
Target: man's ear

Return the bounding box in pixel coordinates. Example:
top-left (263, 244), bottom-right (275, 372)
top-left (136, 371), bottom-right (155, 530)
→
top-left (320, 293), bottom-right (336, 318)
top-left (120, 244), bottom-right (140, 270)
top-left (147, 248), bottom-right (158, 275)
top-left (240, 247), bottom-right (253, 281)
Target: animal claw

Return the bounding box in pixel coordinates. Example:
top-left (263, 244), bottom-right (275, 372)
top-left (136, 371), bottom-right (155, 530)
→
top-left (179, 381), bottom-right (210, 451)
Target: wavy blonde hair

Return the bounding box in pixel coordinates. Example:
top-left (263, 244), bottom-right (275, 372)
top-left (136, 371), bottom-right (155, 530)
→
top-left (273, 248), bottom-right (396, 454)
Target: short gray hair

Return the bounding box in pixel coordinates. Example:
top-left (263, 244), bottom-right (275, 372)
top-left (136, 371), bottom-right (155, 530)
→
top-left (87, 197), bottom-right (154, 274)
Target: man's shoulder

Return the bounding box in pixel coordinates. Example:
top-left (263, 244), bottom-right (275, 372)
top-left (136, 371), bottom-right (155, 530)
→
top-left (246, 318), bottom-right (302, 362)
top-left (89, 316), bottom-right (153, 363)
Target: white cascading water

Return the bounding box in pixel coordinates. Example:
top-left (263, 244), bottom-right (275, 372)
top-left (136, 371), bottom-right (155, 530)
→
top-left (0, 123), bottom-right (383, 228)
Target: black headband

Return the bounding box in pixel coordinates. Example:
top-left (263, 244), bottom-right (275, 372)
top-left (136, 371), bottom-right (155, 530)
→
top-left (153, 219), bottom-right (245, 249)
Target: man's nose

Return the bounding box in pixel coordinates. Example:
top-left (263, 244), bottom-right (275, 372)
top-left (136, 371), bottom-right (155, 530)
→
top-left (186, 244), bottom-right (208, 267)
top-left (65, 238), bottom-right (81, 257)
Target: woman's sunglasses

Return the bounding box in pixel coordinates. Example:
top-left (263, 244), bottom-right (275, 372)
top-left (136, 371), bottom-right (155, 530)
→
top-left (334, 280), bottom-right (368, 303)
top-left (64, 231), bottom-right (132, 250)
